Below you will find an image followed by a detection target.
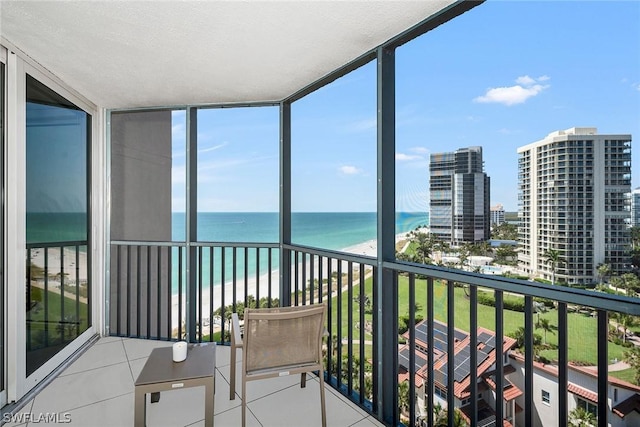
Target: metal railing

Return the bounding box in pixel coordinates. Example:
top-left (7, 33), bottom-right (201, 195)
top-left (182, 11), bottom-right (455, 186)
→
top-left (26, 241), bottom-right (91, 375)
top-left (108, 241), bottom-right (640, 427)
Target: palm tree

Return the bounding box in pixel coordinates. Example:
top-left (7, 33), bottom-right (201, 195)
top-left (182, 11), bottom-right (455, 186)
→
top-left (408, 230), bottom-right (436, 264)
top-left (610, 274), bottom-right (624, 294)
top-left (623, 346), bottom-right (640, 385)
top-left (615, 313), bottom-right (636, 344)
top-left (597, 263), bottom-right (612, 287)
top-left (568, 407), bottom-right (596, 426)
top-left (543, 249), bottom-right (565, 285)
top-left (631, 225), bottom-right (640, 250)
top-left (398, 380), bottom-right (410, 415)
top-left (621, 273), bottom-right (640, 296)
top-left (434, 407), bottom-right (468, 427)
top-left (535, 317), bottom-right (554, 344)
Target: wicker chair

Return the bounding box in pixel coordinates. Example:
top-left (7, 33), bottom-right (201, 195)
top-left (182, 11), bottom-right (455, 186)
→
top-left (230, 303), bottom-right (327, 427)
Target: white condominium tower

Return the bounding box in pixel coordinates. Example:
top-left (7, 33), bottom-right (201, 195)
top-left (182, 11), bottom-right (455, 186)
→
top-left (429, 146), bottom-right (490, 246)
top-left (491, 204), bottom-right (505, 226)
top-left (517, 127), bottom-right (632, 285)
top-left (631, 188), bottom-right (640, 227)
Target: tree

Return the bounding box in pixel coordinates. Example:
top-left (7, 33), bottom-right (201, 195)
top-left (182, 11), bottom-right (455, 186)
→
top-left (620, 273), bottom-right (640, 296)
top-left (491, 222), bottom-right (518, 240)
top-left (458, 244), bottom-right (472, 270)
top-left (434, 407), bottom-right (468, 427)
top-left (407, 230), bottom-right (437, 264)
top-left (568, 407), bottom-right (596, 427)
top-left (509, 326), bottom-right (543, 359)
top-left (398, 380), bottom-right (410, 415)
top-left (623, 346), bottom-right (640, 385)
top-left (615, 313), bottom-right (636, 343)
top-left (535, 318), bottom-right (554, 345)
top-left (631, 226), bottom-right (640, 249)
top-left (543, 249), bottom-right (566, 285)
top-left (610, 275), bottom-right (624, 294)
top-left (597, 263), bottom-right (612, 287)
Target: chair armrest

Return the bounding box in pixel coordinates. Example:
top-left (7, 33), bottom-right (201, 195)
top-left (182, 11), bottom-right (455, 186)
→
top-left (231, 313), bottom-right (243, 348)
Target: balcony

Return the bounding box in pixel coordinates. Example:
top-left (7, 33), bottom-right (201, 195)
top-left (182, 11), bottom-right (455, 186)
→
top-left (12, 241), bottom-right (640, 426)
top-left (2, 1), bottom-right (640, 426)
top-left (3, 338), bottom-right (381, 427)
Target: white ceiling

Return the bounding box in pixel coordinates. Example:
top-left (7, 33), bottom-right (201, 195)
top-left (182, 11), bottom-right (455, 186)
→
top-left (1, 0), bottom-right (458, 109)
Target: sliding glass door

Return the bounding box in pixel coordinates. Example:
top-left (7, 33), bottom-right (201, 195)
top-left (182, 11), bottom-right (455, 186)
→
top-left (1, 56), bottom-right (6, 407)
top-left (25, 75), bottom-right (91, 376)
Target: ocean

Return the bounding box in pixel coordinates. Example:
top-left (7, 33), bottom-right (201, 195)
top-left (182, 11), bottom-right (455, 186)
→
top-left (172, 212), bottom-right (428, 249)
top-left (28, 212), bottom-right (429, 289)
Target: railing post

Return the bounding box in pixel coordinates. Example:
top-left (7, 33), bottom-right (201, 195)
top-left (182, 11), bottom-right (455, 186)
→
top-left (376, 44), bottom-right (397, 425)
top-left (597, 310), bottom-right (608, 427)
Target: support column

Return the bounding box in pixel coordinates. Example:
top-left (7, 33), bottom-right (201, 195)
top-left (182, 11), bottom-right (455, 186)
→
top-left (279, 101), bottom-right (292, 307)
top-left (376, 45), bottom-right (397, 425)
top-left (187, 107), bottom-right (198, 341)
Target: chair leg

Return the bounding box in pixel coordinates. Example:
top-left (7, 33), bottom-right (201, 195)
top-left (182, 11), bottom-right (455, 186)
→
top-left (241, 378), bottom-right (247, 427)
top-left (318, 370), bottom-right (327, 427)
top-left (230, 345), bottom-right (236, 400)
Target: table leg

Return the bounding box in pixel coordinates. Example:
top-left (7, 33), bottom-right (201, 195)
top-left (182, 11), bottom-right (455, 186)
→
top-left (204, 380), bottom-right (214, 426)
top-left (134, 388), bottom-right (146, 427)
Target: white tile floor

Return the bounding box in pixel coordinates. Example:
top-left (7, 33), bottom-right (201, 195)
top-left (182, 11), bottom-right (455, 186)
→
top-left (3, 337), bottom-right (383, 427)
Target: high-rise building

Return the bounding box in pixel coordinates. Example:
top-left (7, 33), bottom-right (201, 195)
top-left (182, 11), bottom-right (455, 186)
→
top-left (631, 188), bottom-right (640, 227)
top-left (517, 127), bottom-right (631, 285)
top-left (429, 146), bottom-right (490, 246)
top-left (491, 204), bottom-right (505, 226)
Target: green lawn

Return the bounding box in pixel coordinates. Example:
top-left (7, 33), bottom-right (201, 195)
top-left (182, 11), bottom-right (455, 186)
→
top-left (327, 274), bottom-right (630, 366)
top-left (27, 286), bottom-right (89, 350)
top-left (610, 367), bottom-right (637, 383)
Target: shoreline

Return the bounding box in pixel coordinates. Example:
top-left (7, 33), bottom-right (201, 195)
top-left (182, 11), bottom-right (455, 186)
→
top-left (27, 231), bottom-right (417, 337)
top-left (171, 232), bottom-right (413, 336)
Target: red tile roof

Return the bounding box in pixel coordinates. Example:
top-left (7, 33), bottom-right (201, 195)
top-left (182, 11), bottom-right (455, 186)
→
top-left (568, 383), bottom-right (598, 403)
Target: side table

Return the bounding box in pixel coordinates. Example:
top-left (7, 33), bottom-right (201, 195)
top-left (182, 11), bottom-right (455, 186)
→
top-left (134, 343), bottom-right (216, 426)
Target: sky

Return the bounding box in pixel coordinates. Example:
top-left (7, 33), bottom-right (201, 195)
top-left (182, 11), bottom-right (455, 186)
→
top-left (171, 0), bottom-right (640, 213)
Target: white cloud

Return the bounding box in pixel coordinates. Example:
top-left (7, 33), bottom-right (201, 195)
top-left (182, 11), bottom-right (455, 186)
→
top-left (347, 117), bottom-right (377, 132)
top-left (474, 75), bottom-right (550, 106)
top-left (340, 165), bottom-right (362, 175)
top-left (515, 75), bottom-right (536, 86)
top-left (199, 141), bottom-right (229, 153)
top-left (396, 153), bottom-right (422, 161)
top-left (410, 146), bottom-right (430, 155)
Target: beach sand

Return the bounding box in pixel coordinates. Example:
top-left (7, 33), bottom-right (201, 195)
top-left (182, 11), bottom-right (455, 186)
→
top-left (175, 232), bottom-right (412, 336)
top-left (28, 233), bottom-right (413, 337)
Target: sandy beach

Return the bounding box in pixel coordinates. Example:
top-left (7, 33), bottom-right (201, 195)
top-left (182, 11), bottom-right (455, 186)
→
top-left (175, 232), bottom-right (413, 336)
top-left (27, 232), bottom-right (414, 337)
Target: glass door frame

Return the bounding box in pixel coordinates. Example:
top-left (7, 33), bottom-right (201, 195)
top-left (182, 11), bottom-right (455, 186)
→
top-left (3, 46), bottom-right (102, 404)
top-left (1, 45), bottom-right (7, 409)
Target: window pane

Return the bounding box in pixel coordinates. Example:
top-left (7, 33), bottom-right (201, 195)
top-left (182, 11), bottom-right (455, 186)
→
top-left (291, 62), bottom-right (377, 253)
top-left (196, 106), bottom-right (279, 242)
top-left (26, 75), bottom-right (91, 376)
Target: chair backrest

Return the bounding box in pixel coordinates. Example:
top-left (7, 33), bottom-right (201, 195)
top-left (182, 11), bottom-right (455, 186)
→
top-left (243, 303), bottom-right (326, 374)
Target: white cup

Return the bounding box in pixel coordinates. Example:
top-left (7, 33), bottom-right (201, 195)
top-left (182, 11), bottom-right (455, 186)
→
top-left (172, 341), bottom-right (188, 362)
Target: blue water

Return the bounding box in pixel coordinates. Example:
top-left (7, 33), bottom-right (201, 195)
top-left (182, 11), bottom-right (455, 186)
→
top-left (171, 212), bottom-right (428, 290)
top-left (172, 212), bottom-right (428, 250)
top-left (28, 211), bottom-right (428, 290)
top-left (27, 212), bottom-right (87, 244)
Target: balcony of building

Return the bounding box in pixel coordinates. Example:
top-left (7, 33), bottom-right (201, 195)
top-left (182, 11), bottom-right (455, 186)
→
top-left (2, 1), bottom-right (640, 427)
top-left (3, 337), bottom-right (382, 427)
